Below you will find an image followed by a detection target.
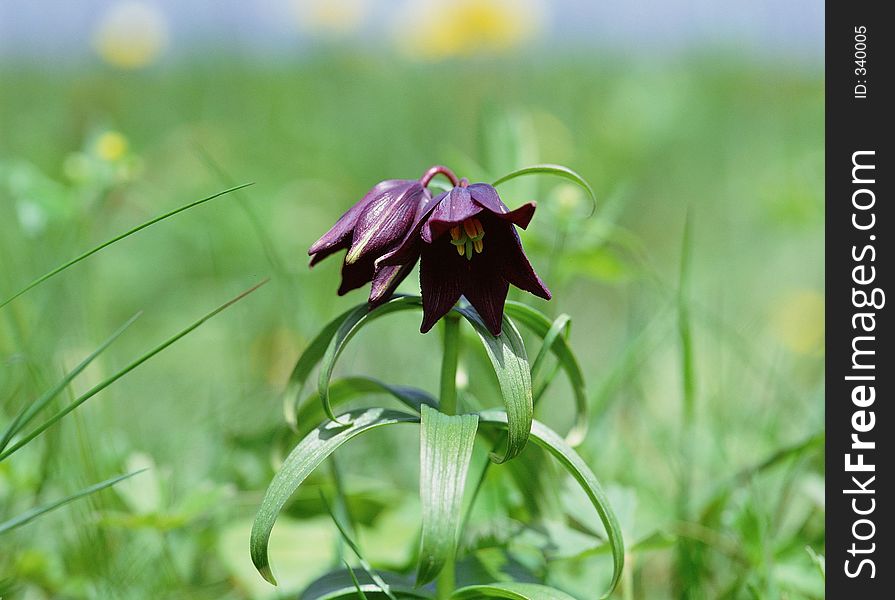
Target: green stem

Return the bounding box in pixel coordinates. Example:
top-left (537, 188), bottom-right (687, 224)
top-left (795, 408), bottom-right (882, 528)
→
top-left (439, 315), bottom-right (460, 417)
top-left (436, 315), bottom-right (461, 600)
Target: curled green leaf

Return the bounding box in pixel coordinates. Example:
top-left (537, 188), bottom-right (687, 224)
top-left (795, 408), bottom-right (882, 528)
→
top-left (317, 297), bottom-right (425, 424)
top-left (251, 408), bottom-right (420, 585)
top-left (455, 308), bottom-right (532, 464)
top-left (295, 376), bottom-right (437, 436)
top-left (452, 582), bottom-right (577, 600)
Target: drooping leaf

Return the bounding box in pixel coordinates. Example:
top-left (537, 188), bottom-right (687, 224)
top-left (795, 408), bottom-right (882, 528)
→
top-left (0, 312), bottom-right (141, 453)
top-left (300, 569), bottom-right (433, 600)
top-left (0, 183), bottom-right (253, 308)
top-left (477, 411), bottom-right (624, 599)
top-left (492, 164), bottom-right (596, 217)
top-left (0, 471), bottom-right (144, 535)
top-left (318, 296), bottom-right (425, 422)
top-left (251, 408), bottom-right (420, 585)
top-left (295, 376), bottom-right (437, 436)
top-left (416, 405), bottom-right (479, 585)
top-left (503, 302), bottom-right (588, 446)
top-left (452, 582), bottom-right (577, 600)
top-left (0, 280), bottom-right (268, 461)
top-left (454, 308), bottom-right (531, 464)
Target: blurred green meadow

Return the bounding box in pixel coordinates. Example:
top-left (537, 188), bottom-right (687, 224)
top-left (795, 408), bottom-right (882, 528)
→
top-left (1, 37), bottom-right (823, 600)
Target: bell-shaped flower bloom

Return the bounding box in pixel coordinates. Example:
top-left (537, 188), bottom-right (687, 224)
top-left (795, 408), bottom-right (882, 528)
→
top-left (308, 179), bottom-right (431, 306)
top-left (381, 179), bottom-right (550, 335)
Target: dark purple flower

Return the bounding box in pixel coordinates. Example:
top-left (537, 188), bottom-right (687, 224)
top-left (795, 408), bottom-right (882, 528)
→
top-left (308, 179), bottom-right (431, 306)
top-left (381, 171), bottom-right (551, 336)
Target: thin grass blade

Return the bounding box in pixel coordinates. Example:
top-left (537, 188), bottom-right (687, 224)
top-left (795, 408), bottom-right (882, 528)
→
top-left (0, 312), bottom-right (141, 453)
top-left (416, 405), bottom-right (478, 585)
top-left (0, 183), bottom-right (253, 308)
top-left (0, 280), bottom-right (268, 461)
top-left (322, 495), bottom-right (398, 600)
top-left (251, 407), bottom-right (420, 585)
top-left (477, 410), bottom-right (624, 598)
top-left (0, 470), bottom-right (144, 535)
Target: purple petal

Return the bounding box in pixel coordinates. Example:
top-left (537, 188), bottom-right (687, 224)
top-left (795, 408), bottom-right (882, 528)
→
top-left (422, 186), bottom-right (483, 243)
top-left (337, 255), bottom-right (376, 296)
top-left (377, 191), bottom-right (443, 267)
top-left (468, 183), bottom-right (536, 229)
top-left (419, 240), bottom-right (467, 333)
top-left (309, 179), bottom-right (407, 258)
top-left (463, 270), bottom-right (510, 336)
top-left (346, 182), bottom-right (429, 264)
top-left (368, 261), bottom-right (417, 307)
top-left (487, 218), bottom-right (551, 300)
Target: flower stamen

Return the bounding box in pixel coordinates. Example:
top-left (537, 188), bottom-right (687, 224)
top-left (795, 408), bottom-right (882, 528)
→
top-left (447, 217), bottom-right (485, 260)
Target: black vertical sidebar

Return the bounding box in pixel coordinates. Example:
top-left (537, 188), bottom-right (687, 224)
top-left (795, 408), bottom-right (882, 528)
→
top-left (826, 1), bottom-right (892, 597)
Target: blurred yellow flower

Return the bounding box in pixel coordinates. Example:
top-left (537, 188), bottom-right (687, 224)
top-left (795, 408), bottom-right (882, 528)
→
top-left (93, 1), bottom-right (168, 69)
top-left (771, 289), bottom-right (824, 355)
top-left (293, 0), bottom-right (368, 35)
top-left (95, 131), bottom-right (129, 162)
top-left (397, 0), bottom-right (545, 60)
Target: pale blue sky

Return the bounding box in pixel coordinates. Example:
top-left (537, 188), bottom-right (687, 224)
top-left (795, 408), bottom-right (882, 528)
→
top-left (0, 0), bottom-right (823, 63)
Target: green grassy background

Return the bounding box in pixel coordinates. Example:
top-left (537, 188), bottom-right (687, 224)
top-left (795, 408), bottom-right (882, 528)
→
top-left (1, 53), bottom-right (823, 599)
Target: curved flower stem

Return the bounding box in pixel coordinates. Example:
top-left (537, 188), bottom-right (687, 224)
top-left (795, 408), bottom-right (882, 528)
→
top-left (421, 165), bottom-right (460, 188)
top-left (436, 314), bottom-right (461, 600)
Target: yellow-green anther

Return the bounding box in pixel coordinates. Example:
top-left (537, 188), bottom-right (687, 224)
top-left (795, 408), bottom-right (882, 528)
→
top-left (465, 240), bottom-right (473, 260)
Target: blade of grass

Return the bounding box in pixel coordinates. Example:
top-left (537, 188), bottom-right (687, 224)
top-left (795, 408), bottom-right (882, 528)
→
top-left (344, 562), bottom-right (370, 600)
top-left (0, 312), bottom-right (141, 453)
top-left (0, 470), bottom-right (144, 535)
top-left (0, 183), bottom-right (253, 309)
top-left (322, 494), bottom-right (398, 600)
top-left (0, 279), bottom-right (268, 461)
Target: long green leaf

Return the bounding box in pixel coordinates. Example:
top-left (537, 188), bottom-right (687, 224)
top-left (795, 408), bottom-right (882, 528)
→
top-left (0, 312), bottom-right (141, 452)
top-left (452, 583), bottom-right (577, 600)
top-left (300, 569), bottom-right (433, 600)
top-left (477, 410), bottom-right (624, 599)
top-left (251, 407), bottom-right (420, 585)
top-left (504, 302), bottom-right (588, 446)
top-left (454, 309), bottom-right (531, 464)
top-left (295, 376), bottom-right (436, 436)
top-left (416, 405), bottom-right (479, 585)
top-left (0, 470), bottom-right (144, 535)
top-left (317, 296), bottom-right (424, 423)
top-left (0, 183), bottom-right (253, 308)
top-left (0, 280), bottom-right (268, 461)
top-left (492, 164), bottom-right (596, 216)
